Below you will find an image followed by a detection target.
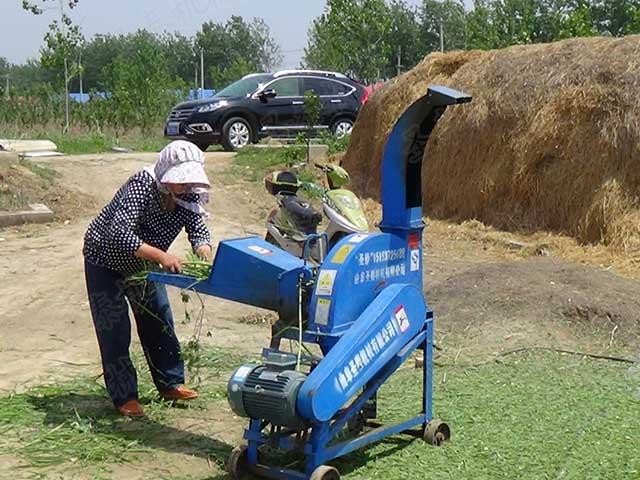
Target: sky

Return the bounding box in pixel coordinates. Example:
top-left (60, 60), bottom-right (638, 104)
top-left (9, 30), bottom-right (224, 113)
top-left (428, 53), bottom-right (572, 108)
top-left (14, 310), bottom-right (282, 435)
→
top-left (0, 0), bottom-right (431, 68)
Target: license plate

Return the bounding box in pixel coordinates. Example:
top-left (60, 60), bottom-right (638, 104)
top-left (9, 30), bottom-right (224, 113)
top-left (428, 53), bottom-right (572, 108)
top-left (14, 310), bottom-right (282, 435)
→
top-left (167, 122), bottom-right (180, 136)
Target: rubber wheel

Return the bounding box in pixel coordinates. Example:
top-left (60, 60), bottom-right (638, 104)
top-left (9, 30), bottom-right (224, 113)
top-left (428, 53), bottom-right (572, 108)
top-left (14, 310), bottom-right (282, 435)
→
top-left (331, 118), bottom-right (354, 138)
top-left (347, 411), bottom-right (366, 436)
top-left (222, 117), bottom-right (252, 151)
top-left (310, 465), bottom-right (341, 480)
top-left (423, 419), bottom-right (451, 447)
top-left (227, 445), bottom-right (250, 479)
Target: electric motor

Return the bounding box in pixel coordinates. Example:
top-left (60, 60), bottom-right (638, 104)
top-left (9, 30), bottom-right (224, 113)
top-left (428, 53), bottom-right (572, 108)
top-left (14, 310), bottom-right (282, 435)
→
top-left (227, 364), bottom-right (307, 429)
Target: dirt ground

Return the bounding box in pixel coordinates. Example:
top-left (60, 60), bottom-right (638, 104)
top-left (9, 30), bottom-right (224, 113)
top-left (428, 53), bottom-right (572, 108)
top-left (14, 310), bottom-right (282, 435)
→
top-left (0, 152), bottom-right (639, 479)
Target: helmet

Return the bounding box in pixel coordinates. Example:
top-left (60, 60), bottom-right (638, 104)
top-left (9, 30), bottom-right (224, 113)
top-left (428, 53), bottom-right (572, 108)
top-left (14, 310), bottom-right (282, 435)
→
top-left (265, 171), bottom-right (300, 196)
top-left (326, 164), bottom-right (350, 189)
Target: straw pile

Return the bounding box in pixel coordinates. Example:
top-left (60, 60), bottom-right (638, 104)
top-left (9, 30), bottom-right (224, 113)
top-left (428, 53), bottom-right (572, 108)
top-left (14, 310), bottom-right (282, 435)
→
top-left (344, 36), bottom-right (640, 256)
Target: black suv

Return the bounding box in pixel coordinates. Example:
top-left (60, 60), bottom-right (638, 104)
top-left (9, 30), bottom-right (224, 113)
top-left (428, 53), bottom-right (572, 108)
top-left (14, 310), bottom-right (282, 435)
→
top-left (165, 70), bottom-right (367, 151)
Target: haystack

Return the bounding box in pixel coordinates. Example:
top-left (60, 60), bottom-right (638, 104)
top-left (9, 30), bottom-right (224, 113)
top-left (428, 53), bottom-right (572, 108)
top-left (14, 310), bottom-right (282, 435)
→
top-left (344, 36), bottom-right (640, 256)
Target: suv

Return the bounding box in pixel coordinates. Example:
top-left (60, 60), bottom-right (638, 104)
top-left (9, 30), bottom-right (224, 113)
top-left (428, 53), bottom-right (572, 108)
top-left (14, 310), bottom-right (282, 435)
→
top-left (164, 70), bottom-right (367, 151)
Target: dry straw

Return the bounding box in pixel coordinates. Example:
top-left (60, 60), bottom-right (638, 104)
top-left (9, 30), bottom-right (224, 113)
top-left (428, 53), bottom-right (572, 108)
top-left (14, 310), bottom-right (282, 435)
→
top-left (344, 36), bottom-right (640, 259)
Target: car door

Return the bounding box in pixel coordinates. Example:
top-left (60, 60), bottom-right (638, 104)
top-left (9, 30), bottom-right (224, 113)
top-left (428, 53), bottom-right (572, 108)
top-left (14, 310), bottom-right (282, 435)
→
top-left (301, 77), bottom-right (356, 130)
top-left (257, 77), bottom-right (305, 136)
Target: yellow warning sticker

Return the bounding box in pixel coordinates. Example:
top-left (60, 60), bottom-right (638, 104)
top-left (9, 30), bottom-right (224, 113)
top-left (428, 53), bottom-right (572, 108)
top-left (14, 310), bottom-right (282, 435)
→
top-left (316, 270), bottom-right (337, 296)
top-left (315, 298), bottom-right (331, 326)
top-left (331, 244), bottom-right (354, 264)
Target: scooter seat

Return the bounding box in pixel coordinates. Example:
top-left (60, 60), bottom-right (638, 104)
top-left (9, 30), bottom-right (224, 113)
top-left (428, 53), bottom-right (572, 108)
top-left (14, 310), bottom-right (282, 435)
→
top-left (280, 195), bottom-right (322, 235)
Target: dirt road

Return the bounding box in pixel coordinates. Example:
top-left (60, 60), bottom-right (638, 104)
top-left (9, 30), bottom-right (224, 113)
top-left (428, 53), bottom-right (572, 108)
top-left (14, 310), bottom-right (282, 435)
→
top-left (0, 152), bottom-right (275, 394)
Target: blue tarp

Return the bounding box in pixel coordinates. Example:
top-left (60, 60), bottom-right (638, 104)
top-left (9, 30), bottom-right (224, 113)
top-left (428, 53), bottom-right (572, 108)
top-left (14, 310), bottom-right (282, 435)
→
top-left (69, 89), bottom-right (216, 103)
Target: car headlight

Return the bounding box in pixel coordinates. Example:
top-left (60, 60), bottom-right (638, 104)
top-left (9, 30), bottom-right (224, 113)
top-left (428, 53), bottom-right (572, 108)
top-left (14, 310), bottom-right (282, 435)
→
top-left (198, 101), bottom-right (227, 113)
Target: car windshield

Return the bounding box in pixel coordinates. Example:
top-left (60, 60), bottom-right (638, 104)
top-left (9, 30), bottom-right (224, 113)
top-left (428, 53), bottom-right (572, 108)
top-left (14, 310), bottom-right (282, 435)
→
top-left (216, 74), bottom-right (273, 98)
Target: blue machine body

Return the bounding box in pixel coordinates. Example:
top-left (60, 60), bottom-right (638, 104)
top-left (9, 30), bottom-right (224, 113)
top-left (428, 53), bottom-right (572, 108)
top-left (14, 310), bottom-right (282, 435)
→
top-left (150, 85), bottom-right (472, 480)
top-left (149, 236), bottom-right (312, 321)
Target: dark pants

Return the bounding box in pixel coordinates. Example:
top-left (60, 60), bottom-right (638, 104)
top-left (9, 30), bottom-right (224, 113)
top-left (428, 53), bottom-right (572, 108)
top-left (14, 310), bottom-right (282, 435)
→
top-left (84, 259), bottom-right (185, 407)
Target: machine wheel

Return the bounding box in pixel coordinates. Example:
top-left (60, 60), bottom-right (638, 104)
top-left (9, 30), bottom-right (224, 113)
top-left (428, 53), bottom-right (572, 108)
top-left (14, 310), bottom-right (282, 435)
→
top-left (222, 117), bottom-right (253, 151)
top-left (347, 411), bottom-right (366, 436)
top-left (227, 445), bottom-right (250, 479)
top-left (423, 419), bottom-right (451, 447)
top-left (310, 465), bottom-right (341, 480)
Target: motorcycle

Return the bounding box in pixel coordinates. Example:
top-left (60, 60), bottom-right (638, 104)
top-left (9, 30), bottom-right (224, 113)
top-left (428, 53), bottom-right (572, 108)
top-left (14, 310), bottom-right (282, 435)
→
top-left (264, 164), bottom-right (369, 262)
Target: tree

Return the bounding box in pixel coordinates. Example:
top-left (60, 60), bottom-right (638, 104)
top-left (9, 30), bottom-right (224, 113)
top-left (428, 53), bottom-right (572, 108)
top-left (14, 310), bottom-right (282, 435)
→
top-left (23, 0), bottom-right (84, 132)
top-left (386, 1), bottom-right (424, 76)
top-left (195, 16), bottom-right (282, 89)
top-left (420, 0), bottom-right (468, 52)
top-left (101, 31), bottom-right (185, 136)
top-left (304, 0), bottom-right (392, 83)
top-left (302, 90), bottom-right (322, 163)
top-left (0, 57), bottom-right (9, 98)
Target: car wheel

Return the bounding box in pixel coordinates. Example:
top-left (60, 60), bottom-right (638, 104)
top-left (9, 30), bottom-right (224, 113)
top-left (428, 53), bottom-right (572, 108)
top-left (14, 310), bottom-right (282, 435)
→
top-left (331, 119), bottom-right (354, 138)
top-left (222, 117), bottom-right (252, 151)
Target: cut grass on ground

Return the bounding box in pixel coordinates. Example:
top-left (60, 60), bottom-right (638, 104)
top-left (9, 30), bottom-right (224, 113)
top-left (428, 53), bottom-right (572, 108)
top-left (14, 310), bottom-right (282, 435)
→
top-left (1, 351), bottom-right (637, 479)
top-left (0, 345), bottom-right (247, 476)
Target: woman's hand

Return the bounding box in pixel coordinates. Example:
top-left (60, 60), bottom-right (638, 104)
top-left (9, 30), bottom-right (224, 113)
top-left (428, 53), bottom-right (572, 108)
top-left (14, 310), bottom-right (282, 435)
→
top-left (195, 244), bottom-right (213, 262)
top-left (160, 252), bottom-right (182, 273)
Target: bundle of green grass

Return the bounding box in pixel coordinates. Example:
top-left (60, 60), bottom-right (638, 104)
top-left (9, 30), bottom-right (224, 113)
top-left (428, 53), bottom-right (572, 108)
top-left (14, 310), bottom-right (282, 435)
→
top-left (344, 36), bottom-right (640, 258)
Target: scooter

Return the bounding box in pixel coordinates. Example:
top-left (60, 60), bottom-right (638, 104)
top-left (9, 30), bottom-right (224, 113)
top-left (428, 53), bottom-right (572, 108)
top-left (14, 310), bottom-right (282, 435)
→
top-left (264, 164), bottom-right (369, 262)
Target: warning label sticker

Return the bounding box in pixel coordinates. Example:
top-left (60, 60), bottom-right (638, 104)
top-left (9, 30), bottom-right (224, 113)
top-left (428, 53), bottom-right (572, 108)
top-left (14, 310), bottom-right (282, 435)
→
top-left (248, 245), bottom-right (272, 256)
top-left (315, 298), bottom-right (331, 326)
top-left (316, 270), bottom-right (338, 296)
top-left (395, 306), bottom-right (411, 333)
top-left (410, 249), bottom-right (420, 272)
top-left (331, 244), bottom-right (354, 264)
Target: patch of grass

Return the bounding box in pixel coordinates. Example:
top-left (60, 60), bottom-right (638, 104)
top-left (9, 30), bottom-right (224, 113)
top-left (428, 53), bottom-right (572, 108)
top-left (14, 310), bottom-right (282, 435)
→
top-left (19, 158), bottom-right (60, 185)
top-left (227, 146), bottom-right (306, 183)
top-left (334, 352), bottom-right (639, 479)
top-left (3, 350), bottom-right (636, 479)
top-left (0, 345), bottom-right (246, 475)
top-left (45, 132), bottom-right (171, 155)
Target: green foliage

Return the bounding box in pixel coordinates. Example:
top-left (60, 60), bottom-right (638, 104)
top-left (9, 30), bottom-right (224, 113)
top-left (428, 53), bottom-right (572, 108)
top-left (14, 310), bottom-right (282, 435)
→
top-left (421, 0), bottom-right (468, 52)
top-left (100, 31), bottom-right (186, 135)
top-left (320, 131), bottom-right (352, 155)
top-left (304, 0), bottom-right (640, 83)
top-left (195, 16), bottom-right (283, 89)
top-left (304, 0), bottom-right (393, 83)
top-left (302, 90), bottom-right (323, 163)
top-left (226, 146), bottom-right (300, 182)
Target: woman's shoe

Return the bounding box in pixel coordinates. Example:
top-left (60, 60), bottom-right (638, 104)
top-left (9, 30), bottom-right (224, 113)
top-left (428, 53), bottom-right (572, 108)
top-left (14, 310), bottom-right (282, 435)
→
top-left (117, 399), bottom-right (145, 417)
top-left (160, 385), bottom-right (199, 401)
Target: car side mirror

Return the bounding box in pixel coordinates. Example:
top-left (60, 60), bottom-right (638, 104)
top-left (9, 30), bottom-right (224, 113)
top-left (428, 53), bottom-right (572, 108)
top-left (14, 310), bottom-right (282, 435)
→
top-left (258, 88), bottom-right (277, 102)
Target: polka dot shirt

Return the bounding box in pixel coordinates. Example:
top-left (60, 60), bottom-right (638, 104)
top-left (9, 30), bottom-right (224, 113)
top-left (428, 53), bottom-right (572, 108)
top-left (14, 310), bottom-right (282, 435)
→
top-left (83, 170), bottom-right (211, 277)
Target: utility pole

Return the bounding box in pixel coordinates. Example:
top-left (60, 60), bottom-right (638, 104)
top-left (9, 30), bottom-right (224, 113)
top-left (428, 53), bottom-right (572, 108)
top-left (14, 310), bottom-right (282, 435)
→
top-left (78, 50), bottom-right (83, 100)
top-left (396, 46), bottom-right (402, 77)
top-left (440, 22), bottom-right (444, 52)
top-left (200, 48), bottom-right (205, 99)
top-left (4, 75), bottom-right (9, 99)
top-left (59, 0), bottom-right (70, 132)
top-left (194, 64), bottom-right (198, 98)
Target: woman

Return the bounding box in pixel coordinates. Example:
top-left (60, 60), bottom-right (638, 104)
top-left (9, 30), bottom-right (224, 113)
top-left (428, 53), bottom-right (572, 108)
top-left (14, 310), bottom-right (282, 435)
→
top-left (83, 141), bottom-right (212, 417)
